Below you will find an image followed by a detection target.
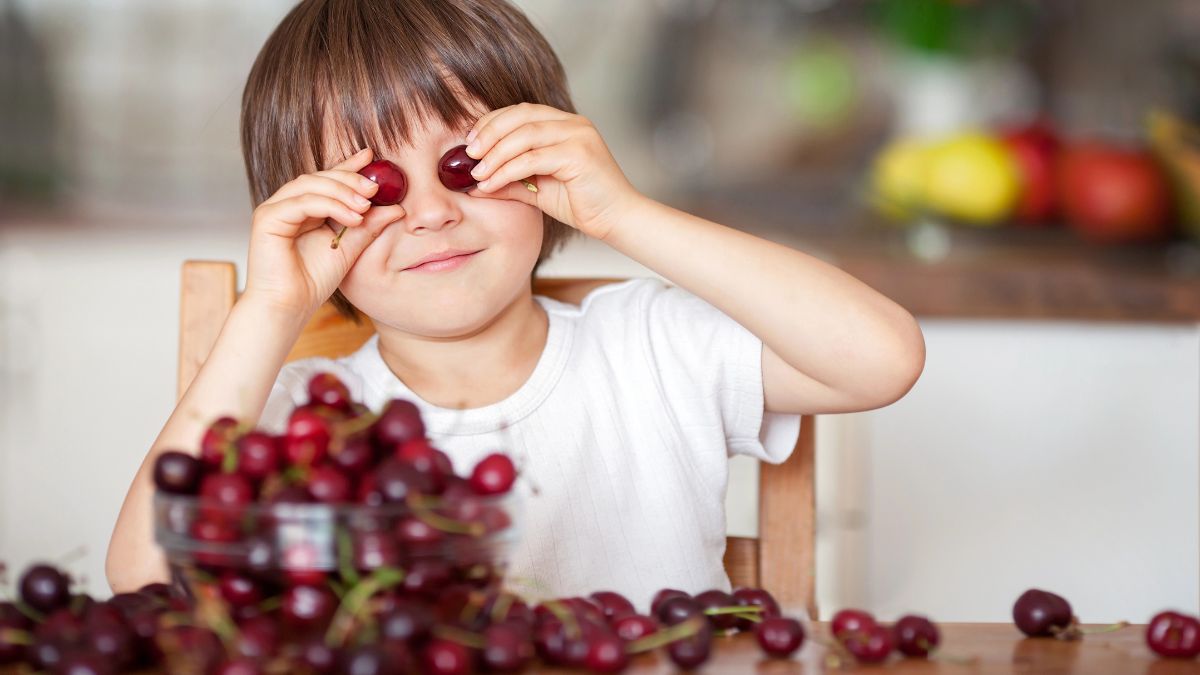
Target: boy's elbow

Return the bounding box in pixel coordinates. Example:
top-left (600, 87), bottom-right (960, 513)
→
top-left (882, 320), bottom-right (926, 405)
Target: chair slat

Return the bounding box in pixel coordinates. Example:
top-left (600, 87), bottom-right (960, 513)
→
top-left (178, 261), bottom-right (236, 401)
top-left (759, 415), bottom-right (818, 618)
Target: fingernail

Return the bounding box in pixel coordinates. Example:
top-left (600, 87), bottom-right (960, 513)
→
top-left (354, 195), bottom-right (371, 208)
top-left (471, 160), bottom-right (488, 178)
top-left (357, 147), bottom-right (370, 155)
top-left (360, 178), bottom-right (379, 191)
top-left (466, 129), bottom-right (477, 144)
top-left (466, 141), bottom-right (481, 157)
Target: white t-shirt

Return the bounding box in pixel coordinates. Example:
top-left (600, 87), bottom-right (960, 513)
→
top-left (259, 278), bottom-right (802, 609)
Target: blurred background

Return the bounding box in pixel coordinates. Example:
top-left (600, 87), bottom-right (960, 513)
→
top-left (1, 0), bottom-right (1198, 622)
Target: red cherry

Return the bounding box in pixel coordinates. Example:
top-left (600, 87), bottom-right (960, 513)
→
top-left (438, 145), bottom-right (480, 192)
top-left (893, 614), bottom-right (940, 657)
top-left (613, 614), bottom-right (658, 642)
top-left (306, 465), bottom-right (353, 503)
top-left (584, 631), bottom-right (629, 672)
top-left (842, 623), bottom-right (893, 664)
top-left (1146, 611), bottom-right (1200, 659)
top-left (284, 408), bottom-right (332, 466)
top-left (756, 616), bottom-right (805, 657)
top-left (422, 638), bottom-right (472, 675)
top-left (235, 432), bottom-right (278, 481)
top-left (307, 373), bottom-right (351, 410)
top-left (200, 417), bottom-right (240, 468)
top-left (469, 453), bottom-right (516, 495)
top-left (358, 159), bottom-right (407, 206)
top-left (589, 591), bottom-right (636, 623)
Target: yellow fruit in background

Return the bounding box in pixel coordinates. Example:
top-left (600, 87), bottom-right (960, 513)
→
top-left (922, 132), bottom-right (1020, 225)
top-left (870, 137), bottom-right (933, 220)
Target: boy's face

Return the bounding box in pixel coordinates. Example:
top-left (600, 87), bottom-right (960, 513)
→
top-left (323, 110), bottom-right (545, 338)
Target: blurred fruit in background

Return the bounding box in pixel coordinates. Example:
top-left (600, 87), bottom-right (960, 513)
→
top-left (1148, 109), bottom-right (1200, 242)
top-left (1057, 141), bottom-right (1172, 244)
top-left (870, 137), bottom-right (933, 220)
top-left (922, 132), bottom-right (1020, 225)
top-left (1000, 122), bottom-right (1061, 226)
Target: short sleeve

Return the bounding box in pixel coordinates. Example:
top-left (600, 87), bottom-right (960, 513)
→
top-left (637, 279), bottom-right (801, 464)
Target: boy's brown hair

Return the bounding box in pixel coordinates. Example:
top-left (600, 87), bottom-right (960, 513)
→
top-left (240, 0), bottom-right (579, 320)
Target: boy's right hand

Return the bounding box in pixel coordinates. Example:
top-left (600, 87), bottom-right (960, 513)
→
top-left (243, 147), bottom-right (399, 318)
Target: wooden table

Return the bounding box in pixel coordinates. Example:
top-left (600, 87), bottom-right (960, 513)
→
top-left (3, 623), bottom-right (1195, 674)
top-left (576, 623), bottom-right (1199, 674)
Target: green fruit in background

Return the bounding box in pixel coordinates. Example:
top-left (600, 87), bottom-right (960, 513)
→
top-left (922, 132), bottom-right (1020, 225)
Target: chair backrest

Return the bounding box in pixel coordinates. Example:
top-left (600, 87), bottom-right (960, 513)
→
top-left (179, 260), bottom-right (817, 616)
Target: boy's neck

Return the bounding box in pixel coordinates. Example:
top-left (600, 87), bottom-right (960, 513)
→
top-left (373, 292), bottom-right (549, 411)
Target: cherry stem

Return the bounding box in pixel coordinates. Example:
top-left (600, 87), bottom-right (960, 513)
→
top-left (333, 412), bottom-right (379, 438)
top-left (704, 605), bottom-right (763, 616)
top-left (325, 567), bottom-right (405, 648)
top-left (625, 616), bottom-right (705, 654)
top-left (432, 623), bottom-right (487, 650)
top-left (1080, 621), bottom-right (1130, 635)
top-left (412, 505), bottom-right (486, 537)
top-left (336, 529), bottom-right (360, 587)
top-left (810, 633), bottom-right (855, 668)
top-left (520, 179), bottom-right (538, 193)
top-left (330, 226), bottom-right (348, 250)
top-left (490, 592), bottom-right (517, 623)
top-left (541, 599), bottom-right (581, 640)
top-left (0, 628), bottom-right (32, 645)
top-left (11, 599), bottom-right (44, 624)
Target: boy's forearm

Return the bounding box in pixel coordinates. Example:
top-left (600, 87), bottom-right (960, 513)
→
top-left (601, 197), bottom-right (922, 401)
top-left (106, 298), bottom-right (310, 592)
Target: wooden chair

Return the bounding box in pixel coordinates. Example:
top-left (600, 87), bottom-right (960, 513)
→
top-left (179, 260), bottom-right (817, 617)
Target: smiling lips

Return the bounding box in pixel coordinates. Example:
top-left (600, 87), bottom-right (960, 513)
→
top-left (403, 249), bottom-right (480, 272)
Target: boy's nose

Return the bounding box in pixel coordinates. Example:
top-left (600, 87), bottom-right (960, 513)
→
top-left (399, 176), bottom-right (462, 234)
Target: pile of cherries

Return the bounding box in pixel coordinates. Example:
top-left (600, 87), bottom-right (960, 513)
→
top-left (0, 373), bottom-right (813, 674)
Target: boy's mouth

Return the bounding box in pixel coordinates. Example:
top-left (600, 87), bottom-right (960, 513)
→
top-left (403, 248), bottom-right (482, 272)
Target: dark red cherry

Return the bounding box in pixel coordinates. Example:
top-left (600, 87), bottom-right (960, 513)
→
top-left (1012, 589), bottom-right (1074, 638)
top-left (372, 399), bottom-right (425, 448)
top-left (200, 416), bottom-right (240, 468)
top-left (693, 589), bottom-right (737, 630)
top-left (438, 145), bottom-right (479, 192)
top-left (732, 587), bottom-right (781, 630)
top-left (19, 564), bottom-right (71, 613)
top-left (589, 591), bottom-right (636, 623)
top-left (358, 159), bottom-right (407, 206)
top-left (650, 589), bottom-right (691, 616)
top-left (755, 617), bottom-right (805, 658)
top-left (422, 638), bottom-right (472, 675)
top-left (153, 451), bottom-right (202, 494)
top-left (893, 614), bottom-right (940, 658)
top-left (613, 614), bottom-right (658, 642)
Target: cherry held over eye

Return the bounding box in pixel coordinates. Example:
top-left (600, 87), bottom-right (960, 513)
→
top-left (331, 159), bottom-right (408, 249)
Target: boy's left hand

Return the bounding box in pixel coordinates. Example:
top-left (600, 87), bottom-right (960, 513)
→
top-left (465, 103), bottom-right (644, 241)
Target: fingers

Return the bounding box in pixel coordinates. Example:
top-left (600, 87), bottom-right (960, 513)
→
top-left (468, 120), bottom-right (572, 185)
top-left (474, 147), bottom-right (562, 194)
top-left (465, 103), bottom-right (574, 160)
top-left (253, 193), bottom-right (367, 239)
top-left (264, 170), bottom-right (379, 209)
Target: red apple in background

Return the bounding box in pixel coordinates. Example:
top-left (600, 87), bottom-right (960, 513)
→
top-left (1057, 141), bottom-right (1173, 243)
top-left (1001, 122), bottom-right (1060, 225)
